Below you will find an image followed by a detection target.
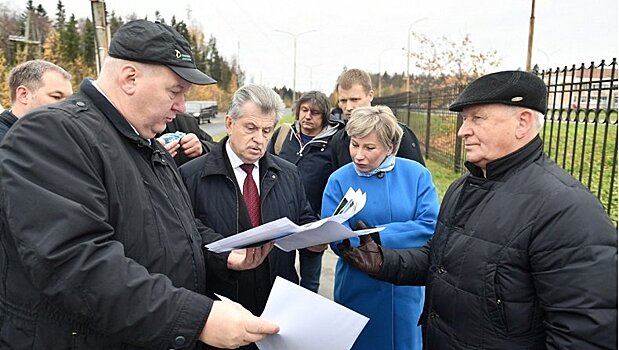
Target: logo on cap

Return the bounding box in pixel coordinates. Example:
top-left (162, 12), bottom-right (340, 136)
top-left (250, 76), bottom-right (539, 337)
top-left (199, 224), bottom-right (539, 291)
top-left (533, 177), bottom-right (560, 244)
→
top-left (511, 96), bottom-right (524, 102)
top-left (175, 49), bottom-right (182, 59)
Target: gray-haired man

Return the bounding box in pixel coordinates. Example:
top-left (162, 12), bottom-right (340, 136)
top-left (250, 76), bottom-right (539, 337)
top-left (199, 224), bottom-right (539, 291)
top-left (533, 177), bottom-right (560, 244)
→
top-left (180, 84), bottom-right (317, 350)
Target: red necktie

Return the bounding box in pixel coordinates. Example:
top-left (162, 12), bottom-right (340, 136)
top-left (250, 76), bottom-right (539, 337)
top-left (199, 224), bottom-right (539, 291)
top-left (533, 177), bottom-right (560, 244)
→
top-left (240, 163), bottom-right (261, 227)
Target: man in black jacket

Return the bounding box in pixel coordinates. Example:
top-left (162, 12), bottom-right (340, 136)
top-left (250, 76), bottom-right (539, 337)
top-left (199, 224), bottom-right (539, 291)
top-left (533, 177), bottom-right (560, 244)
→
top-left (158, 112), bottom-right (215, 166)
top-left (180, 84), bottom-right (317, 349)
top-left (337, 71), bottom-right (617, 349)
top-left (0, 20), bottom-right (278, 350)
top-left (330, 68), bottom-right (425, 169)
top-left (0, 59), bottom-right (73, 142)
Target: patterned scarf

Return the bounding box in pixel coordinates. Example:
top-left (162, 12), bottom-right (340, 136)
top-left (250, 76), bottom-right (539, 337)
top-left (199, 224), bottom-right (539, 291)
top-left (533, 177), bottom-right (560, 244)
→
top-left (353, 154), bottom-right (396, 177)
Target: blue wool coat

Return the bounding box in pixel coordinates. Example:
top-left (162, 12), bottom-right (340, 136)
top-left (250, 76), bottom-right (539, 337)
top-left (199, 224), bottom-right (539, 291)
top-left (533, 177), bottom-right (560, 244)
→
top-left (322, 158), bottom-right (439, 350)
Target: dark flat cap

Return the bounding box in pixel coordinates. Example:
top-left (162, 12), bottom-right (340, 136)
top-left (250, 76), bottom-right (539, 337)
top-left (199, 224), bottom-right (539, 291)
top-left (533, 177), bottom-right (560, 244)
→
top-left (449, 70), bottom-right (547, 114)
top-left (108, 20), bottom-right (216, 85)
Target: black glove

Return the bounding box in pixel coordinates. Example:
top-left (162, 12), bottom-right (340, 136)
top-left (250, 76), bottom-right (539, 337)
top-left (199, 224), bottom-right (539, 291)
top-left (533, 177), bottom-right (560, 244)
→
top-left (337, 220), bottom-right (383, 276)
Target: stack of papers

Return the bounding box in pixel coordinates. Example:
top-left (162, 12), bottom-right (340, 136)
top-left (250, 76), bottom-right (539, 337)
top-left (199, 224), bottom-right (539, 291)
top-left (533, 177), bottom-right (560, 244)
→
top-left (205, 188), bottom-right (383, 253)
top-left (256, 277), bottom-right (369, 350)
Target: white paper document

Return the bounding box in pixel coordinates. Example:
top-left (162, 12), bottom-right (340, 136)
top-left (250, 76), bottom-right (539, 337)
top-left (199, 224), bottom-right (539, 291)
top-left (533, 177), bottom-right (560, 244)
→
top-left (256, 277), bottom-right (369, 350)
top-left (205, 188), bottom-right (383, 253)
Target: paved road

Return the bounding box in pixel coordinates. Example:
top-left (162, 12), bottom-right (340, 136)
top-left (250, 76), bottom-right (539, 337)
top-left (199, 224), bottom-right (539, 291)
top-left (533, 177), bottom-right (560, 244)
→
top-left (198, 109), bottom-right (294, 139)
top-left (317, 249), bottom-right (337, 300)
top-left (198, 112), bottom-right (227, 138)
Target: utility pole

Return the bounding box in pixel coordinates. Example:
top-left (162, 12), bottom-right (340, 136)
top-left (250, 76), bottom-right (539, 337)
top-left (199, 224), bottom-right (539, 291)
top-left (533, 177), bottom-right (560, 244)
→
top-left (91, 0), bottom-right (110, 76)
top-left (8, 9), bottom-right (42, 58)
top-left (526, 0), bottom-right (536, 71)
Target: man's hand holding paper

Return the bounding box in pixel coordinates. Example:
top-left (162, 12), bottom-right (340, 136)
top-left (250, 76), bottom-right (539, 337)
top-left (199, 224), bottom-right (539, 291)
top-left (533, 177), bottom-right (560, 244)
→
top-left (227, 242), bottom-right (274, 271)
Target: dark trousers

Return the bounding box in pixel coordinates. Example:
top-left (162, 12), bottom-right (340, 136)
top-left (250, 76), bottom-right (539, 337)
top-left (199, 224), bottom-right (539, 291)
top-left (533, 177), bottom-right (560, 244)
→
top-left (298, 249), bottom-right (323, 293)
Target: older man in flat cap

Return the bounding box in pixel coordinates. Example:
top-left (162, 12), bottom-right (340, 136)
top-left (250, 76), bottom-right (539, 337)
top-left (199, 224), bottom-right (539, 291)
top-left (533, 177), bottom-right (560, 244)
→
top-left (0, 20), bottom-right (278, 349)
top-left (334, 70), bottom-right (617, 349)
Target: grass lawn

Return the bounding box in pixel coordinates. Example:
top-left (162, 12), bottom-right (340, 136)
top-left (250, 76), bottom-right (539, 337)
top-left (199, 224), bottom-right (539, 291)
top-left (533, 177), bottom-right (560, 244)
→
top-left (541, 119), bottom-right (617, 224)
top-left (425, 158), bottom-right (461, 201)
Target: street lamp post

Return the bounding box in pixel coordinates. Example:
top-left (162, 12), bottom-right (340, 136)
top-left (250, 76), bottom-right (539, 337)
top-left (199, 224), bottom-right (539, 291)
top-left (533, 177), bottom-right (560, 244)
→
top-left (274, 29), bottom-right (316, 104)
top-left (405, 18), bottom-right (427, 125)
top-left (405, 18), bottom-right (428, 95)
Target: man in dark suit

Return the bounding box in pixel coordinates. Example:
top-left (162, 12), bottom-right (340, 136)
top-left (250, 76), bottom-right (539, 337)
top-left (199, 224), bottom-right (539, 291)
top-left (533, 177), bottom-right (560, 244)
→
top-left (180, 84), bottom-right (318, 350)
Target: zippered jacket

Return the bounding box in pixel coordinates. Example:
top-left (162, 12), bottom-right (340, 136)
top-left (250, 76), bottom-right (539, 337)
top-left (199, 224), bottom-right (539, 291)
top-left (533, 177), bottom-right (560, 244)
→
top-left (0, 79), bottom-right (217, 349)
top-left (377, 137), bottom-right (618, 349)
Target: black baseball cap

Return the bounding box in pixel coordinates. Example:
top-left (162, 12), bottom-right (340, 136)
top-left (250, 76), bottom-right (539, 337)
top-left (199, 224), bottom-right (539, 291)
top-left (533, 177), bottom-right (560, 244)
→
top-left (449, 70), bottom-right (547, 114)
top-left (108, 20), bottom-right (216, 85)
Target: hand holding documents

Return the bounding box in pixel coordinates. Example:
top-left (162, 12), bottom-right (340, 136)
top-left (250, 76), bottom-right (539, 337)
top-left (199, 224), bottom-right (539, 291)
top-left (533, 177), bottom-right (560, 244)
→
top-left (205, 188), bottom-right (383, 253)
top-left (256, 277), bottom-right (369, 350)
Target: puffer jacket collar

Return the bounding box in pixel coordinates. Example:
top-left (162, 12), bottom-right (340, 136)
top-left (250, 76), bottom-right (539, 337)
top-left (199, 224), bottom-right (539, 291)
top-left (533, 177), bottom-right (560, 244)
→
top-left (465, 136), bottom-right (543, 180)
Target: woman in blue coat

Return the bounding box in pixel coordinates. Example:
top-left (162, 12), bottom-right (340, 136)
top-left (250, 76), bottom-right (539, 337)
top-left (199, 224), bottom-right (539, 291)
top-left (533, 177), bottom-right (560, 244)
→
top-left (322, 105), bottom-right (439, 350)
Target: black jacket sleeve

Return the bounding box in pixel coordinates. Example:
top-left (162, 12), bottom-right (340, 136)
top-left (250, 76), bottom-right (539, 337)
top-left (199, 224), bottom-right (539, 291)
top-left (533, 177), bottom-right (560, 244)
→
top-left (375, 243), bottom-right (432, 286)
top-left (396, 122), bottom-right (425, 166)
top-left (0, 111), bottom-right (212, 348)
top-left (529, 186), bottom-right (617, 349)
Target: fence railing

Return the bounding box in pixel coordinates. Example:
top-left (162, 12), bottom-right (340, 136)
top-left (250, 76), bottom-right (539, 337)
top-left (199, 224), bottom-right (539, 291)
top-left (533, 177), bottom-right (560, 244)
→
top-left (373, 59), bottom-right (618, 222)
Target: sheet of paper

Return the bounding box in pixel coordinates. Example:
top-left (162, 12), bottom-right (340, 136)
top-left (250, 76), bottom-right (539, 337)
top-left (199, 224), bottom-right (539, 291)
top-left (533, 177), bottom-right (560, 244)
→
top-left (204, 187), bottom-right (376, 253)
top-left (274, 223), bottom-right (384, 252)
top-left (205, 217), bottom-right (300, 253)
top-left (256, 277), bottom-right (369, 350)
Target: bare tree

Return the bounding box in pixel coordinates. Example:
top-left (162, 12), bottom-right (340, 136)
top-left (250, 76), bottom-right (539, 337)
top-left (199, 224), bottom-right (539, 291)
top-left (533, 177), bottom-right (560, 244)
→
top-left (410, 33), bottom-right (501, 88)
top-left (0, 3), bottom-right (20, 61)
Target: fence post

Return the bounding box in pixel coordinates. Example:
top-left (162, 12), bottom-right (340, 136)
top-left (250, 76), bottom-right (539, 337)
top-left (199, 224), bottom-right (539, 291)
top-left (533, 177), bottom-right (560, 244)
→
top-left (407, 91), bottom-right (411, 126)
top-left (454, 111), bottom-right (463, 173)
top-left (425, 91), bottom-right (432, 160)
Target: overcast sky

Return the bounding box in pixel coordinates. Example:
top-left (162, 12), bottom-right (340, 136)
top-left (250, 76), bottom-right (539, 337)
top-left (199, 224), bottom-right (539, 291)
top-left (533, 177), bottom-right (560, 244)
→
top-left (5, 0), bottom-right (618, 93)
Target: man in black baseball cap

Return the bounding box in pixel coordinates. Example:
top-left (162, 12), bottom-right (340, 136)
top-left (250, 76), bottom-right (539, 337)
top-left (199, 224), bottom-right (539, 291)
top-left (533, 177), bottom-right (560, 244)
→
top-left (0, 19), bottom-right (280, 349)
top-left (109, 19), bottom-right (216, 85)
top-left (333, 69), bottom-right (617, 349)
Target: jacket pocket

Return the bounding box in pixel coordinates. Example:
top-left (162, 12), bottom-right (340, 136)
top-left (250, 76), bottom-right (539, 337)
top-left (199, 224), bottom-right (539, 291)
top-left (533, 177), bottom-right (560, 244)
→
top-left (484, 262), bottom-right (508, 334)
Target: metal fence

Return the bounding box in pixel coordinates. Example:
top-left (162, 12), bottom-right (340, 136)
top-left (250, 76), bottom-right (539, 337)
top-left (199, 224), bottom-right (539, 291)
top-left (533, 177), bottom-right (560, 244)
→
top-left (373, 59), bottom-right (618, 221)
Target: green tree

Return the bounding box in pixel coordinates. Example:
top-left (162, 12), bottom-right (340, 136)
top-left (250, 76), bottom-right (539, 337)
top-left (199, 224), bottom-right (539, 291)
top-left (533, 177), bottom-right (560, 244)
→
top-left (172, 18), bottom-right (190, 42)
top-left (107, 11), bottom-right (124, 37)
top-left (55, 0), bottom-right (65, 31)
top-left (35, 4), bottom-right (45, 17)
top-left (61, 13), bottom-right (79, 63)
top-left (81, 17), bottom-right (96, 70)
top-left (206, 36), bottom-right (224, 88)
